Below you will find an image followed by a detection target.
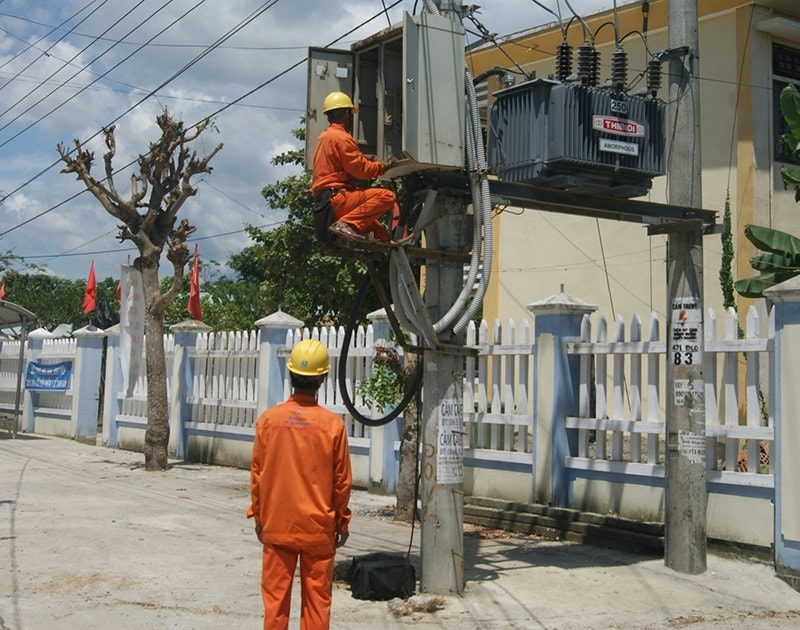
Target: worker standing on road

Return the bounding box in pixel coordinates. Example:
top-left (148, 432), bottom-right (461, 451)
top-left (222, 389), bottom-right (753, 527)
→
top-left (247, 339), bottom-right (352, 630)
top-left (311, 91), bottom-right (398, 242)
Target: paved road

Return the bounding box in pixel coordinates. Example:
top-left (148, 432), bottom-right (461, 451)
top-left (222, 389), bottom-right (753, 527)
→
top-left (2, 433), bottom-right (800, 629)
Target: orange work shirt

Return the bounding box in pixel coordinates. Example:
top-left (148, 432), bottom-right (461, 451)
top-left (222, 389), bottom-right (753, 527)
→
top-left (247, 392), bottom-right (352, 548)
top-left (311, 122), bottom-right (385, 194)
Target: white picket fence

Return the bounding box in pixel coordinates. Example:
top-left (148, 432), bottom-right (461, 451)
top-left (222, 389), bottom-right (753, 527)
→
top-left (0, 340), bottom-right (25, 410)
top-left (117, 334), bottom-right (175, 422)
top-left (0, 337), bottom-right (76, 415)
top-left (188, 330), bottom-right (259, 428)
top-left (149, 305), bottom-right (772, 491)
top-left (463, 318), bottom-right (534, 464)
top-left (565, 306), bottom-right (773, 487)
top-left (8, 306), bottom-right (772, 498)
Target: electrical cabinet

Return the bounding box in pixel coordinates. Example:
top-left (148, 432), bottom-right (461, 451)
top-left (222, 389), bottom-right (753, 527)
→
top-left (306, 12), bottom-right (464, 174)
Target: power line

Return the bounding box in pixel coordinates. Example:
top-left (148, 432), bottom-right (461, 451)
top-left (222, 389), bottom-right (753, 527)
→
top-left (0, 69), bottom-right (304, 111)
top-left (0, 0), bottom-right (191, 145)
top-left (0, 0), bottom-right (404, 271)
top-left (0, 0), bottom-right (283, 220)
top-left (0, 0), bottom-right (152, 125)
top-left (0, 9), bottom-right (309, 51)
top-left (0, 0), bottom-right (110, 91)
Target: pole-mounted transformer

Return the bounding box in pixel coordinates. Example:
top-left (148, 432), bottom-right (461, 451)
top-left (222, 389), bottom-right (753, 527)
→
top-left (488, 44), bottom-right (666, 198)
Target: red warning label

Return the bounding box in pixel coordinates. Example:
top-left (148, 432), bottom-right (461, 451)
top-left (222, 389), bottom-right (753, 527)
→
top-left (592, 115), bottom-right (645, 137)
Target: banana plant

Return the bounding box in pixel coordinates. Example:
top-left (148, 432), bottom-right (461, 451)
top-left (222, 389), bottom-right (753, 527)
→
top-left (734, 84), bottom-right (800, 298)
top-left (734, 224), bottom-right (800, 297)
top-left (779, 83), bottom-right (800, 200)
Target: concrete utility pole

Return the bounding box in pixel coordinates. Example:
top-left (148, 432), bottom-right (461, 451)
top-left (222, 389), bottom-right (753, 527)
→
top-left (661, 0), bottom-right (707, 574)
top-left (418, 1), bottom-right (467, 594)
top-left (419, 196), bottom-right (469, 595)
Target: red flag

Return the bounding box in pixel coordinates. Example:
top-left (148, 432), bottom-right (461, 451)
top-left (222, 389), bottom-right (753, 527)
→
top-left (0, 281), bottom-right (6, 301)
top-left (187, 245), bottom-right (202, 321)
top-left (116, 255), bottom-right (131, 302)
top-left (83, 260), bottom-right (97, 314)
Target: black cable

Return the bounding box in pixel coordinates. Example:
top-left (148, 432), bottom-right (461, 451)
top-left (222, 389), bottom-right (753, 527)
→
top-left (337, 273), bottom-right (423, 428)
top-left (0, 0), bottom-right (152, 126)
top-left (0, 0), bottom-right (204, 148)
top-left (0, 0), bottom-right (107, 80)
top-left (0, 0), bottom-right (110, 91)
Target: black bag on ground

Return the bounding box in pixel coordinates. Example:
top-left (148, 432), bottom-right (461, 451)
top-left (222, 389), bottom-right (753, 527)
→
top-left (347, 552), bottom-right (416, 600)
top-left (312, 190), bottom-right (336, 244)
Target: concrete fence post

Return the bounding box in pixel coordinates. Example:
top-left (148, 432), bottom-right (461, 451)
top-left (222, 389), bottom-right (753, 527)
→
top-left (255, 310), bottom-right (304, 414)
top-left (102, 325), bottom-right (122, 447)
top-left (366, 308), bottom-right (401, 493)
top-left (71, 325), bottom-right (105, 443)
top-left (169, 319), bottom-right (212, 459)
top-left (764, 277), bottom-right (800, 590)
top-left (528, 287), bottom-right (597, 507)
top-left (23, 328), bottom-right (53, 433)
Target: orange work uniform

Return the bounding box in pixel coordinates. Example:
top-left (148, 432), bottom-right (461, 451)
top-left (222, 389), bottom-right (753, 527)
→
top-left (248, 392), bottom-right (352, 630)
top-left (311, 121), bottom-right (396, 242)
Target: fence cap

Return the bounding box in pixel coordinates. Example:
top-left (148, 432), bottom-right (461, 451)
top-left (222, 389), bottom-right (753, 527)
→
top-left (29, 327), bottom-right (55, 339)
top-left (255, 309), bottom-right (304, 329)
top-left (73, 325), bottom-right (106, 338)
top-left (170, 319), bottom-right (213, 333)
top-left (764, 274), bottom-right (800, 302)
top-left (527, 285), bottom-right (597, 316)
top-left (367, 307), bottom-right (390, 321)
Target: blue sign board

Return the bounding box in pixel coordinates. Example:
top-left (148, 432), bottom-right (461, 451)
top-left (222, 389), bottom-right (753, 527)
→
top-left (25, 361), bottom-right (72, 391)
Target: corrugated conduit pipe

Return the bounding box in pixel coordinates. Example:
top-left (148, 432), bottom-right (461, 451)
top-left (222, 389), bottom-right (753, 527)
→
top-left (397, 0), bottom-right (492, 340)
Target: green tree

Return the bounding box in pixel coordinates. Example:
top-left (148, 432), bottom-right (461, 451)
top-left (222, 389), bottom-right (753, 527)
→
top-left (162, 261), bottom-right (273, 332)
top-left (231, 125), bottom-right (386, 327)
top-left (719, 192), bottom-right (736, 310)
top-left (1, 271), bottom-right (118, 331)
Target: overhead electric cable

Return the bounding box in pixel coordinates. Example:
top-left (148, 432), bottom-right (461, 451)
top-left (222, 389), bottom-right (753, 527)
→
top-left (0, 0), bottom-right (195, 147)
top-left (0, 0), bottom-right (402, 259)
top-left (0, 0), bottom-right (152, 124)
top-left (0, 0), bottom-right (110, 92)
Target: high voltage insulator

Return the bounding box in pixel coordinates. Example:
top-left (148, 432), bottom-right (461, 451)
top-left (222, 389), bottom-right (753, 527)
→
top-left (578, 43), bottom-right (600, 87)
top-left (611, 47), bottom-right (628, 91)
top-left (556, 42), bottom-right (573, 82)
top-left (647, 58), bottom-right (662, 97)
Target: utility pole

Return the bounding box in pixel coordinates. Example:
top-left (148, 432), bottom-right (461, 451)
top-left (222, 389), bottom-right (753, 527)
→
top-left (419, 193), bottom-right (469, 595)
top-left (418, 1), bottom-right (467, 593)
top-left (660, 0), bottom-right (707, 574)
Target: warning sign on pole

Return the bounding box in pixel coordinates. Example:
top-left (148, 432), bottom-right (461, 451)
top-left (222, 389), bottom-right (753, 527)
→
top-left (671, 297), bottom-right (702, 366)
top-left (437, 398), bottom-right (464, 484)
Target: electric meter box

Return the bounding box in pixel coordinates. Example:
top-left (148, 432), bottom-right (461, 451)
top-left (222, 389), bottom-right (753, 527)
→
top-left (488, 79), bottom-right (666, 197)
top-left (306, 11), bottom-right (465, 174)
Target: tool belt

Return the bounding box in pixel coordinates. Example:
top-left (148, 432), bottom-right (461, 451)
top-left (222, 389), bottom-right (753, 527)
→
top-left (312, 188), bottom-right (342, 244)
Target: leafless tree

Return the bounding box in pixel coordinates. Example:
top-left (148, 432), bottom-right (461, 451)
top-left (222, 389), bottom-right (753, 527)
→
top-left (58, 108), bottom-right (222, 471)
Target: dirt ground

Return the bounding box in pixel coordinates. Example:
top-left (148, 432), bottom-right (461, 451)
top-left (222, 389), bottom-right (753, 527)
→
top-left (2, 433), bottom-right (800, 629)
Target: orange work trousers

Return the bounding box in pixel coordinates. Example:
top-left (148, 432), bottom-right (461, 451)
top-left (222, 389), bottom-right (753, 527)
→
top-left (261, 542), bottom-right (335, 630)
top-left (331, 187), bottom-right (396, 242)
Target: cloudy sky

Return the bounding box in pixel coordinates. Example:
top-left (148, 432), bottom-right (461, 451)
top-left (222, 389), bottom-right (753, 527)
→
top-left (0, 0), bottom-right (612, 282)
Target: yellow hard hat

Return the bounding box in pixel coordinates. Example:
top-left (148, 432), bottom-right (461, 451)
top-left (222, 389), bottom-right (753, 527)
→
top-left (323, 91), bottom-right (358, 113)
top-left (288, 339), bottom-right (331, 376)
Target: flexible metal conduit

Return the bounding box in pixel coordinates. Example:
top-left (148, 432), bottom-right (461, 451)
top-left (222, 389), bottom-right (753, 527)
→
top-left (395, 0), bottom-right (493, 340)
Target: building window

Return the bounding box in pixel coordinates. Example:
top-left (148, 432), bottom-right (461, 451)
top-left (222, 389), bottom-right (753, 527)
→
top-left (773, 44), bottom-right (800, 165)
